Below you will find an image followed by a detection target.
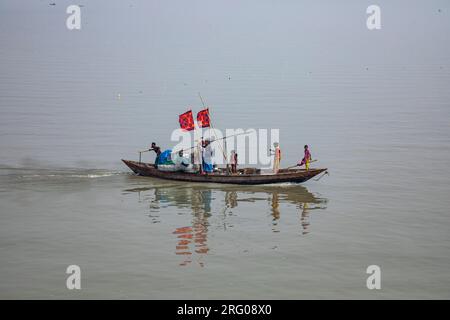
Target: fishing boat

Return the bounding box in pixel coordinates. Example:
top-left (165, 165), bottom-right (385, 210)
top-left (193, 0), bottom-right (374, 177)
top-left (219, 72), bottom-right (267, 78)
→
top-left (122, 159), bottom-right (327, 185)
top-left (122, 103), bottom-right (327, 185)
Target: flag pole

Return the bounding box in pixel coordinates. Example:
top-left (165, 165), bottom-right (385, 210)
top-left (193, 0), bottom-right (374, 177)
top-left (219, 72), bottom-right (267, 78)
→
top-left (174, 132), bottom-right (247, 154)
top-left (198, 93), bottom-right (228, 167)
top-left (198, 92), bottom-right (206, 109)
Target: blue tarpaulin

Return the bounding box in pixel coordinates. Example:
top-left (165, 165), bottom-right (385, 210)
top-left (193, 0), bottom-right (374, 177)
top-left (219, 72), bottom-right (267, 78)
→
top-left (156, 149), bottom-right (174, 165)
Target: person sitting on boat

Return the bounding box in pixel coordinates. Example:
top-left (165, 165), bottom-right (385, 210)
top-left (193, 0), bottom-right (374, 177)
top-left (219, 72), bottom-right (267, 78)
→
top-left (271, 142), bottom-right (281, 174)
top-left (230, 150), bottom-right (238, 174)
top-left (149, 142), bottom-right (162, 166)
top-left (202, 139), bottom-right (214, 174)
top-left (173, 150), bottom-right (190, 169)
top-left (298, 145), bottom-right (312, 170)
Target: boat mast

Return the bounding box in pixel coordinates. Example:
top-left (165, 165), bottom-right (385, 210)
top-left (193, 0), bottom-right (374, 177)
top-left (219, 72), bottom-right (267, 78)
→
top-left (198, 93), bottom-right (229, 167)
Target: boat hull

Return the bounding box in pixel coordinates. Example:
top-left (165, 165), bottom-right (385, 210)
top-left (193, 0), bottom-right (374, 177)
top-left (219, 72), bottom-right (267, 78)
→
top-left (122, 160), bottom-right (327, 185)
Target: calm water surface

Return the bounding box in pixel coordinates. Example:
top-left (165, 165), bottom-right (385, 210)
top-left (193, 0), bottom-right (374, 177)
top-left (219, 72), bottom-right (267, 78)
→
top-left (1, 0), bottom-right (450, 299)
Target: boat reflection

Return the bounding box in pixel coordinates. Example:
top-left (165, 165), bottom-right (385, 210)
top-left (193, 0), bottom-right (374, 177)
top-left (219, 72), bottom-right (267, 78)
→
top-left (172, 189), bottom-right (211, 267)
top-left (124, 180), bottom-right (327, 267)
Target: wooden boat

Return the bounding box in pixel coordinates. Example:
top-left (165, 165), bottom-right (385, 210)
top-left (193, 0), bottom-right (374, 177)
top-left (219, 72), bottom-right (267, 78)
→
top-left (122, 159), bottom-right (327, 185)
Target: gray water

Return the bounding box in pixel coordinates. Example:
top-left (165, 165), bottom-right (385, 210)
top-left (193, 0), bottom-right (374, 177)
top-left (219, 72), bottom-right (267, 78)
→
top-left (1, 0), bottom-right (450, 299)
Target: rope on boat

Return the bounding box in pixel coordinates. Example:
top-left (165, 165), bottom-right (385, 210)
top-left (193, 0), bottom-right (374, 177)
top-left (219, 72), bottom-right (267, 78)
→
top-left (138, 149), bottom-right (150, 163)
top-left (198, 93), bottom-right (229, 166)
top-left (313, 170), bottom-right (329, 181)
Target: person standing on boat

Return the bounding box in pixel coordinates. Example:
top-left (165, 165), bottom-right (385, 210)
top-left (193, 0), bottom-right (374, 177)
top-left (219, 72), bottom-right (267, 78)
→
top-left (230, 150), bottom-right (238, 174)
top-left (202, 139), bottom-right (214, 174)
top-left (149, 142), bottom-right (162, 166)
top-left (271, 142), bottom-right (281, 174)
top-left (193, 139), bottom-right (203, 173)
top-left (298, 145), bottom-right (312, 170)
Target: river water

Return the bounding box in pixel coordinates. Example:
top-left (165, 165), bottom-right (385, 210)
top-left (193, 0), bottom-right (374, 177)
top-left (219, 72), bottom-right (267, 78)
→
top-left (1, 0), bottom-right (450, 299)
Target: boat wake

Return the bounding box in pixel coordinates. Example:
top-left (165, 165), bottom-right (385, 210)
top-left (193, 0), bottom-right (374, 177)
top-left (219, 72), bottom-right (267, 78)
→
top-left (259, 182), bottom-right (303, 187)
top-left (0, 166), bottom-right (126, 180)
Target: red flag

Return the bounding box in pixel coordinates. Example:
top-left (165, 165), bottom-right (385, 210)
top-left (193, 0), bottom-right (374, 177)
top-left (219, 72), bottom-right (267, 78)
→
top-left (179, 110), bottom-right (195, 131)
top-left (197, 108), bottom-right (210, 128)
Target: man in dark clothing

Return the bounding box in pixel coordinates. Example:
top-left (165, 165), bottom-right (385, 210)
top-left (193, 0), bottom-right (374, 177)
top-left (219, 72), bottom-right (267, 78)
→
top-left (149, 142), bottom-right (162, 166)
